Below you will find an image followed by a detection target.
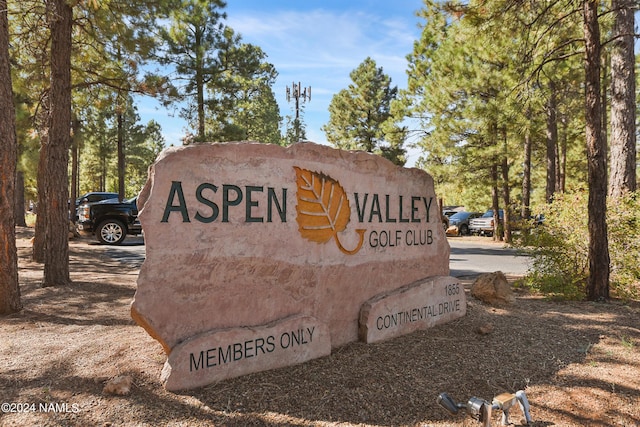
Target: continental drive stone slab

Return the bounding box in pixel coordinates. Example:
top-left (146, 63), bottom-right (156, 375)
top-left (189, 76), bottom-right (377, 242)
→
top-left (359, 276), bottom-right (467, 343)
top-left (131, 141), bottom-right (461, 390)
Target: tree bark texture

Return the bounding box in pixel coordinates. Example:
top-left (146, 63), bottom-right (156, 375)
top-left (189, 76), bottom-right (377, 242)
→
top-left (609, 0), bottom-right (637, 197)
top-left (545, 81), bottom-right (557, 203)
top-left (15, 171), bottom-right (27, 227)
top-left (117, 111), bottom-right (125, 201)
top-left (0, 0), bottom-right (22, 314)
top-left (500, 128), bottom-right (511, 243)
top-left (70, 117), bottom-right (80, 212)
top-left (559, 115), bottom-right (568, 193)
top-left (600, 50), bottom-right (608, 170)
top-left (583, 0), bottom-right (610, 300)
top-left (196, 40), bottom-right (205, 140)
top-left (43, 0), bottom-right (72, 286)
top-left (490, 164), bottom-right (501, 242)
top-left (33, 138), bottom-right (48, 263)
top-left (501, 155), bottom-right (511, 243)
top-left (521, 131), bottom-right (532, 219)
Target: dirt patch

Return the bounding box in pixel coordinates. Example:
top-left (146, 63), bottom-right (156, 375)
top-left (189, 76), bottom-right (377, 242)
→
top-left (1, 227), bottom-right (639, 426)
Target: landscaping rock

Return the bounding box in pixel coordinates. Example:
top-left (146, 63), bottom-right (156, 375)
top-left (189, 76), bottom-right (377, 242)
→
top-left (471, 271), bottom-right (515, 306)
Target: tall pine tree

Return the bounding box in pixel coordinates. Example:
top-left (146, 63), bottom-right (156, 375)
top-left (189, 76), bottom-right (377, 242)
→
top-left (323, 57), bottom-right (404, 164)
top-left (0, 0), bottom-right (21, 314)
top-left (157, 0), bottom-right (227, 141)
top-left (609, 0), bottom-right (637, 197)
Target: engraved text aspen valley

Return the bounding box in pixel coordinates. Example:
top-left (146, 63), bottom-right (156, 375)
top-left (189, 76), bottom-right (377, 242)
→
top-left (160, 180), bottom-right (437, 251)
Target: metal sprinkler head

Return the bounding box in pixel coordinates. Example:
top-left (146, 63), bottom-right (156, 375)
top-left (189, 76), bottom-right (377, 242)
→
top-left (437, 390), bottom-right (532, 427)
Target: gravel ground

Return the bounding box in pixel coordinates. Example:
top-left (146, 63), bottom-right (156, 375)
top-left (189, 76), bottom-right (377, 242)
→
top-left (0, 227), bottom-right (638, 427)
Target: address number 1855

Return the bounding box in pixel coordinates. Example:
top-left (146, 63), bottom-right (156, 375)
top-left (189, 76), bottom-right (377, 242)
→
top-left (445, 283), bottom-right (460, 296)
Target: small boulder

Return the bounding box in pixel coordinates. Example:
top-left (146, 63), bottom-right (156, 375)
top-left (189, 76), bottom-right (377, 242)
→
top-left (103, 375), bottom-right (133, 396)
top-left (475, 323), bottom-right (494, 335)
top-left (471, 271), bottom-right (515, 306)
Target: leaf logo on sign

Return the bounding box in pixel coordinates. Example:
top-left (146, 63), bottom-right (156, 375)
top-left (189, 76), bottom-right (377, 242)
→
top-left (294, 166), bottom-right (365, 255)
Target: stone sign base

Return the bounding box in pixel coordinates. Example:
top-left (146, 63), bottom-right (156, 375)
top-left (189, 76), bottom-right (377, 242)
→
top-left (133, 142), bottom-right (465, 390)
top-left (161, 315), bottom-right (331, 391)
top-left (160, 275), bottom-right (465, 390)
top-left (359, 276), bottom-right (466, 343)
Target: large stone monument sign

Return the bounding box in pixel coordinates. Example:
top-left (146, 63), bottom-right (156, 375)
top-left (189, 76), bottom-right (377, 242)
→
top-left (131, 142), bottom-right (466, 390)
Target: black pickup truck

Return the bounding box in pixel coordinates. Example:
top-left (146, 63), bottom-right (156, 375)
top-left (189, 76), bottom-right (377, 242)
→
top-left (76, 196), bottom-right (142, 245)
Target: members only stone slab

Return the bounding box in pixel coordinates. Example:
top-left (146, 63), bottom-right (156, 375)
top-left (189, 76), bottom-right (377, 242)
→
top-left (131, 141), bottom-right (460, 390)
top-left (162, 315), bottom-right (330, 391)
top-left (359, 276), bottom-right (467, 343)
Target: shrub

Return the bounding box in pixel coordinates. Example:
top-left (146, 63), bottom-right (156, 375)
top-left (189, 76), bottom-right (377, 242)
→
top-left (607, 192), bottom-right (640, 299)
top-left (515, 190), bottom-right (639, 300)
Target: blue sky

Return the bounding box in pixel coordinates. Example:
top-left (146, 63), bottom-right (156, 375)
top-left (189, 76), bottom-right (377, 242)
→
top-left (136, 0), bottom-right (425, 165)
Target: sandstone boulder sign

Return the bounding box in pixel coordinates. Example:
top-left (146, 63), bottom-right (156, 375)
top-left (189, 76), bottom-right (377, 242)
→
top-left (131, 142), bottom-right (466, 391)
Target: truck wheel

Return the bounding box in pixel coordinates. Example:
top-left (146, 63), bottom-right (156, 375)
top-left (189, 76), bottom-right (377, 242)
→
top-left (97, 220), bottom-right (126, 245)
top-left (459, 224), bottom-right (469, 235)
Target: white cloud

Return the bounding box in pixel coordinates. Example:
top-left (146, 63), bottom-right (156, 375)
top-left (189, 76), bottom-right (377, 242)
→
top-left (227, 8), bottom-right (416, 79)
top-left (228, 7), bottom-right (417, 115)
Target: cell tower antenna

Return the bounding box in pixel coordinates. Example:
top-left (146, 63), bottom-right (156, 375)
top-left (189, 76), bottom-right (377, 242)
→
top-left (286, 81), bottom-right (311, 120)
top-left (285, 82), bottom-right (311, 142)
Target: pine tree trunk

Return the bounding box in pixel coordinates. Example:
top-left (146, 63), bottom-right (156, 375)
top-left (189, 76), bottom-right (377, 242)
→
top-left (0, 0), bottom-right (22, 314)
top-left (559, 115), bottom-right (568, 193)
top-left (15, 171), bottom-right (27, 227)
top-left (521, 133), bottom-right (532, 219)
top-left (545, 81), bottom-right (557, 203)
top-left (601, 50), bottom-right (608, 169)
top-left (490, 164), bottom-right (501, 242)
top-left (500, 127), bottom-right (511, 243)
top-left (521, 112), bottom-right (532, 220)
top-left (554, 139), bottom-right (561, 194)
top-left (33, 141), bottom-right (48, 263)
top-left (501, 155), bottom-right (511, 244)
top-left (117, 111), bottom-right (125, 201)
top-left (43, 0), bottom-right (72, 287)
top-left (70, 117), bottom-right (79, 214)
top-left (196, 53), bottom-right (205, 140)
top-left (583, 0), bottom-right (610, 300)
top-left (609, 0), bottom-right (637, 197)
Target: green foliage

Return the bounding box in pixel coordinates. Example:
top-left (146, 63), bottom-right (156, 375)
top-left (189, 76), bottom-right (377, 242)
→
top-left (516, 192), bottom-right (589, 299)
top-left (607, 193), bottom-right (640, 299)
top-left (403, 0), bottom-right (588, 216)
top-left (79, 107), bottom-right (116, 193)
top-left (124, 119), bottom-right (165, 195)
top-left (78, 99), bottom-right (163, 197)
top-left (322, 57), bottom-right (405, 165)
top-left (403, 2), bottom-right (515, 208)
top-left (516, 191), bottom-right (640, 300)
top-left (157, 0), bottom-right (227, 140)
top-left (206, 33), bottom-right (281, 144)
top-left (282, 114), bottom-right (307, 146)
top-left (158, 3), bottom-right (281, 143)
top-left (9, 0), bottom-right (172, 205)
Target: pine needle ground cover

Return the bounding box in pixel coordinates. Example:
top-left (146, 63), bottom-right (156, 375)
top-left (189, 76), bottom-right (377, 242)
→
top-left (1, 228), bottom-right (638, 426)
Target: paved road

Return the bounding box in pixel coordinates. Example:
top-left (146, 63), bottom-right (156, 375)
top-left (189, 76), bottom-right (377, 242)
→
top-left (89, 235), bottom-right (531, 279)
top-left (448, 237), bottom-right (530, 278)
top-left (86, 235), bottom-right (146, 269)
